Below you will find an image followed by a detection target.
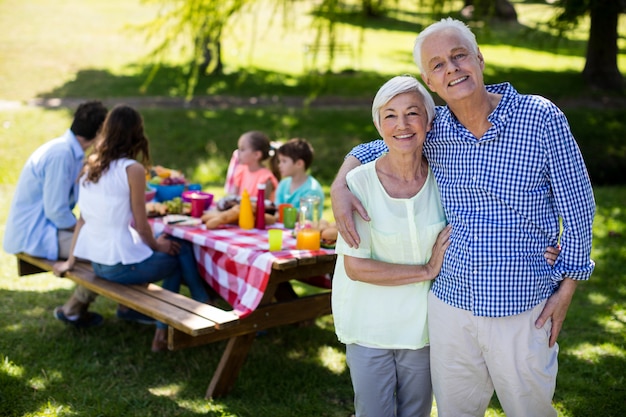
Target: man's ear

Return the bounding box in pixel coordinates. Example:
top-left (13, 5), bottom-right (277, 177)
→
top-left (421, 73), bottom-right (435, 92)
top-left (477, 47), bottom-right (485, 71)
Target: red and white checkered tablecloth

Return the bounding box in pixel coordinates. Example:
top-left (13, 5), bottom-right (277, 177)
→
top-left (152, 219), bottom-right (334, 318)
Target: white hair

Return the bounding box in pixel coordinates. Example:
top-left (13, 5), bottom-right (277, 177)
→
top-left (413, 17), bottom-right (479, 74)
top-left (372, 75), bottom-right (436, 134)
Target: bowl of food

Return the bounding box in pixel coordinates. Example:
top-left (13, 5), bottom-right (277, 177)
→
top-left (145, 185), bottom-right (157, 202)
top-left (153, 184), bottom-right (186, 202)
top-left (181, 190), bottom-right (214, 209)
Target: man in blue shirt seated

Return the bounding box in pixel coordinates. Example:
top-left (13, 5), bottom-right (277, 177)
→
top-left (330, 18), bottom-right (595, 417)
top-left (4, 101), bottom-right (151, 328)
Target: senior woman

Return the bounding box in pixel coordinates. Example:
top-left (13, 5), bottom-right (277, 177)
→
top-left (331, 74), bottom-right (451, 417)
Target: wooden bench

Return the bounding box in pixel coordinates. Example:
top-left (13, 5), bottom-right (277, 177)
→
top-left (16, 251), bottom-right (335, 398)
top-left (16, 253), bottom-right (239, 342)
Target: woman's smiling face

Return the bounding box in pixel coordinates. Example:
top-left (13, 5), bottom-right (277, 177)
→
top-left (379, 91), bottom-right (430, 156)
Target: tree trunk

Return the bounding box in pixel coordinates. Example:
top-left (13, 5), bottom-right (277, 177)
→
top-left (462, 0), bottom-right (518, 22)
top-left (200, 37), bottom-right (223, 76)
top-left (582, 0), bottom-right (623, 91)
top-left (362, 0), bottom-right (385, 17)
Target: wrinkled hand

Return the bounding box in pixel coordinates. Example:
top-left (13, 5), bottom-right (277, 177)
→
top-left (426, 225), bottom-right (452, 279)
top-left (544, 244), bottom-right (561, 266)
top-left (156, 235), bottom-right (181, 255)
top-left (535, 278), bottom-right (577, 347)
top-left (53, 260), bottom-right (72, 277)
top-left (331, 186), bottom-right (369, 249)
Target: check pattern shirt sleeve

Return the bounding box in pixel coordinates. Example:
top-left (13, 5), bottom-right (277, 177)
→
top-left (347, 139), bottom-right (388, 164)
top-left (425, 83), bottom-right (595, 317)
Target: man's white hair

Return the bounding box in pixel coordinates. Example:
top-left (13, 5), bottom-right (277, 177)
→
top-left (413, 17), bottom-right (479, 74)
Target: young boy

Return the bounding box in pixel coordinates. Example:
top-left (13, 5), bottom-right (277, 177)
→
top-left (275, 138), bottom-right (325, 215)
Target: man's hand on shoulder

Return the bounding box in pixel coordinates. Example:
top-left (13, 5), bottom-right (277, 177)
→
top-left (330, 156), bottom-right (368, 248)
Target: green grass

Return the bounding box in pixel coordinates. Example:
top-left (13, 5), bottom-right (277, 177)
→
top-left (1, 0), bottom-right (626, 416)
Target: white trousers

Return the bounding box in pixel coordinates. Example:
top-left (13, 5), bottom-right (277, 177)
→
top-left (428, 291), bottom-right (558, 417)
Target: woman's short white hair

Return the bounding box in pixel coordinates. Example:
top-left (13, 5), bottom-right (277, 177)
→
top-left (372, 75), bottom-right (436, 133)
top-left (413, 17), bottom-right (478, 74)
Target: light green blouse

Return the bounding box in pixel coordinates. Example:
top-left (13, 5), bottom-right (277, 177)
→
top-left (332, 160), bottom-right (446, 349)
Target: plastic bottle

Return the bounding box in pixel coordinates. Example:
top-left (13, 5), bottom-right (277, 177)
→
top-left (239, 189), bottom-right (254, 229)
top-left (255, 183), bottom-right (266, 229)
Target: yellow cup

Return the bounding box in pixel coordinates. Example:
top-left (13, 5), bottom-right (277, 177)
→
top-left (268, 229), bottom-right (283, 251)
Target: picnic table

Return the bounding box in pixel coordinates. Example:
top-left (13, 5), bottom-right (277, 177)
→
top-left (152, 219), bottom-right (336, 398)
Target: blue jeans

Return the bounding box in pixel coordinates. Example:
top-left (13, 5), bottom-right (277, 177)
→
top-left (92, 238), bottom-right (210, 329)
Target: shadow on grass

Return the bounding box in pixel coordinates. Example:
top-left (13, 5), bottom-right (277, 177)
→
top-left (37, 60), bottom-right (617, 104)
top-left (30, 54), bottom-right (626, 189)
top-left (0, 288), bottom-right (353, 417)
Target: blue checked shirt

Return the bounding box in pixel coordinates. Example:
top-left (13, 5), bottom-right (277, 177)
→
top-left (348, 83), bottom-right (595, 317)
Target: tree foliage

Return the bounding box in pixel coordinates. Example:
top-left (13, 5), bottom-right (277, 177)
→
top-left (138, 0), bottom-right (251, 98)
top-left (138, 0), bottom-right (624, 97)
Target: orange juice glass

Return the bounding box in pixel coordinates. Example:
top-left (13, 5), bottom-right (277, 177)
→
top-left (296, 228), bottom-right (320, 250)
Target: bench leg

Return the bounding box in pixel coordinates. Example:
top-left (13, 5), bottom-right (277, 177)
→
top-left (205, 332), bottom-right (256, 399)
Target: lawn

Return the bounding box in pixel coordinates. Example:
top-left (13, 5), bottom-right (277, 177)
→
top-left (1, 0), bottom-right (625, 416)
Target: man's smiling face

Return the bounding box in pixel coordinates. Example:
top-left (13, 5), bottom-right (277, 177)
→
top-left (419, 28), bottom-right (485, 104)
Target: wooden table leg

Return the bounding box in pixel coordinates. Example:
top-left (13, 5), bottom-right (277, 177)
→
top-left (205, 332), bottom-right (257, 399)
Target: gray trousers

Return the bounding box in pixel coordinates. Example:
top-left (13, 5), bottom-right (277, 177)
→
top-left (346, 343), bottom-right (432, 417)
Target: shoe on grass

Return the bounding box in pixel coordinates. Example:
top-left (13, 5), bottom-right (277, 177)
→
top-left (53, 306), bottom-right (103, 328)
top-left (116, 307), bottom-right (156, 325)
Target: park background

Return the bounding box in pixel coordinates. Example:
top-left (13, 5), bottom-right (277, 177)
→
top-left (0, 0), bottom-right (625, 416)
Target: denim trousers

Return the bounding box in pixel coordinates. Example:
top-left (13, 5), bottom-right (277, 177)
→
top-left (92, 238), bottom-right (210, 329)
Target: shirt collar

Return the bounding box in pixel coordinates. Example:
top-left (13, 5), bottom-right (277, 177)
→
top-left (64, 129), bottom-right (85, 161)
top-left (434, 82), bottom-right (519, 128)
top-left (486, 82), bottom-right (518, 127)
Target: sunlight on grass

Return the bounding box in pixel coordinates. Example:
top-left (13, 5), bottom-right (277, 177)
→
top-left (604, 305), bottom-right (626, 333)
top-left (2, 355), bottom-right (24, 378)
top-left (26, 403), bottom-right (74, 417)
top-left (568, 343), bottom-right (625, 362)
top-left (148, 384), bottom-right (183, 398)
top-left (483, 46), bottom-right (584, 72)
top-left (173, 399), bottom-right (230, 414)
top-left (0, 261), bottom-right (74, 292)
top-left (318, 345), bottom-right (346, 374)
top-left (594, 206), bottom-right (624, 234)
top-left (587, 292), bottom-right (609, 305)
top-left (193, 158), bottom-right (229, 185)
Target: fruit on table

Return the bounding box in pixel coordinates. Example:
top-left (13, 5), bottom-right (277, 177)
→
top-left (147, 165), bottom-right (187, 185)
top-left (165, 197), bottom-right (183, 214)
top-left (145, 198), bottom-right (191, 216)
